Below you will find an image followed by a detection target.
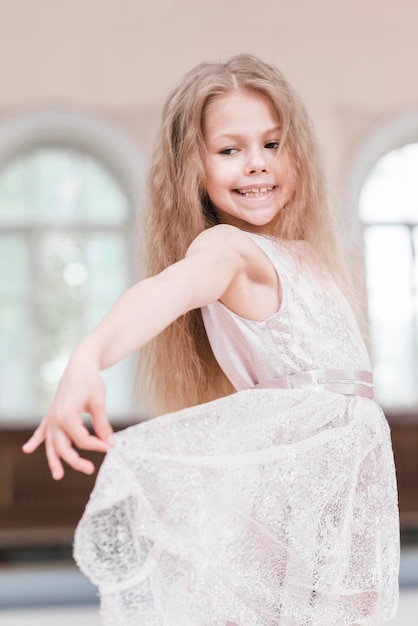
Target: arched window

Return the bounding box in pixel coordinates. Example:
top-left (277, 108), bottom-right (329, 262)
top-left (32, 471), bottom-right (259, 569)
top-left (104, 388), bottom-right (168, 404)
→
top-left (347, 110), bottom-right (418, 411)
top-left (359, 144), bottom-right (418, 409)
top-left (0, 110), bottom-right (144, 424)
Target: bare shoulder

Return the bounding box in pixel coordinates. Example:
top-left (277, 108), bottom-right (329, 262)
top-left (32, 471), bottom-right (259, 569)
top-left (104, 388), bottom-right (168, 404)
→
top-left (188, 226), bottom-right (280, 321)
top-left (187, 225), bottom-right (270, 276)
top-left (187, 224), bottom-right (249, 251)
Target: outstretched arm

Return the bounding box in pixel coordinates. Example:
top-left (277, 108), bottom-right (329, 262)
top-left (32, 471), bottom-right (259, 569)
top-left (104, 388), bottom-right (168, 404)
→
top-left (23, 225), bottom-right (248, 479)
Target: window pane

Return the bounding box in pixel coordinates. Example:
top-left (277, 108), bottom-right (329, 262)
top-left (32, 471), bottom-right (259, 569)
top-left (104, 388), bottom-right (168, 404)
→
top-left (0, 305), bottom-right (32, 417)
top-left (0, 160), bottom-right (28, 223)
top-left (86, 234), bottom-right (129, 301)
top-left (0, 145), bottom-right (134, 423)
top-left (364, 226), bottom-right (412, 297)
top-left (359, 143), bottom-right (418, 224)
top-left (0, 148), bottom-right (129, 226)
top-left (364, 226), bottom-right (417, 407)
top-left (35, 231), bottom-right (86, 342)
top-left (83, 159), bottom-right (129, 223)
top-left (101, 357), bottom-right (135, 417)
top-left (32, 231), bottom-right (128, 410)
top-left (36, 148), bottom-right (83, 222)
top-left (0, 236), bottom-right (29, 295)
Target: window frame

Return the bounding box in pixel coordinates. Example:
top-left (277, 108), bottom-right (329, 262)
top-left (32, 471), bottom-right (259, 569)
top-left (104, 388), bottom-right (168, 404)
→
top-left (345, 108), bottom-right (418, 413)
top-left (346, 108), bottom-right (418, 241)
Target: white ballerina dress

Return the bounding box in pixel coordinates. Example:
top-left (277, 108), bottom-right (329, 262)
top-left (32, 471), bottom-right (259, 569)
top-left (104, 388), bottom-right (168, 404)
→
top-left (74, 234), bottom-right (399, 626)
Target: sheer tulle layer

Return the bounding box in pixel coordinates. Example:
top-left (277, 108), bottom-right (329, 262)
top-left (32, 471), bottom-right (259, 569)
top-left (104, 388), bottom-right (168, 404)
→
top-left (74, 389), bottom-right (399, 626)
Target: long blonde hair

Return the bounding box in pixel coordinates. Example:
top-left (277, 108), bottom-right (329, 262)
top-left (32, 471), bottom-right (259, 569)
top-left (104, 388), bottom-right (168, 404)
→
top-left (138, 53), bottom-right (345, 415)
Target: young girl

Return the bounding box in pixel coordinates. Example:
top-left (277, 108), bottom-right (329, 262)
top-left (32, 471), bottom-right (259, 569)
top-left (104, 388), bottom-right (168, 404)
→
top-left (23, 54), bottom-right (399, 625)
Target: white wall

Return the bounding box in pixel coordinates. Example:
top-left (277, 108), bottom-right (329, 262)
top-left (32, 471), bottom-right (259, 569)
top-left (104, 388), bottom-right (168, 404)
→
top-left (1, 0), bottom-right (417, 206)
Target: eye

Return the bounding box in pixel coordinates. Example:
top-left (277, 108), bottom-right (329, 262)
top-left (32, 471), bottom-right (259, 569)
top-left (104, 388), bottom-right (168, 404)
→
top-left (219, 147), bottom-right (239, 155)
top-left (265, 141), bottom-right (280, 150)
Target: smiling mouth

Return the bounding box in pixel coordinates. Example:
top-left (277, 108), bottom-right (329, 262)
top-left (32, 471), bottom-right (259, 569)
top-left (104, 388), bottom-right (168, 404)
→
top-left (234, 185), bottom-right (276, 198)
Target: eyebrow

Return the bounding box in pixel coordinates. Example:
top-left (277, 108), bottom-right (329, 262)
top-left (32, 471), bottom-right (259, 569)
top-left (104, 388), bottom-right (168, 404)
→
top-left (211, 126), bottom-right (282, 142)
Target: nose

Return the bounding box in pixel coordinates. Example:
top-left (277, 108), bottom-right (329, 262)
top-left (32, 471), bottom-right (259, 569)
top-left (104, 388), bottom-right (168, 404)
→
top-left (245, 148), bottom-right (269, 175)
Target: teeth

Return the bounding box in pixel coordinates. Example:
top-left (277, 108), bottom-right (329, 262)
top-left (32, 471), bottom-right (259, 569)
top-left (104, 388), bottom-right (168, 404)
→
top-left (237, 186), bottom-right (274, 197)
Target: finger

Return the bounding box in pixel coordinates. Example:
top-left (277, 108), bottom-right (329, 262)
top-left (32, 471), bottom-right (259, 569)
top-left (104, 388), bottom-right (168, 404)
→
top-left (90, 400), bottom-right (113, 442)
top-left (75, 432), bottom-right (110, 453)
top-left (65, 419), bottom-right (110, 453)
top-left (45, 434), bottom-right (65, 481)
top-left (60, 446), bottom-right (96, 475)
top-left (22, 422), bottom-right (47, 454)
top-left (53, 429), bottom-right (96, 475)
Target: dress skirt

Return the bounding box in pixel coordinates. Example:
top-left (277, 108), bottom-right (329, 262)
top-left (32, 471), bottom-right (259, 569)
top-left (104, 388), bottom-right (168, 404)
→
top-left (74, 388), bottom-right (399, 626)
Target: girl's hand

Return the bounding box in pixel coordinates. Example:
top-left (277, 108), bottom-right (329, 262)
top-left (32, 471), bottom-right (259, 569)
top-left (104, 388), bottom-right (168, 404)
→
top-left (22, 350), bottom-right (113, 480)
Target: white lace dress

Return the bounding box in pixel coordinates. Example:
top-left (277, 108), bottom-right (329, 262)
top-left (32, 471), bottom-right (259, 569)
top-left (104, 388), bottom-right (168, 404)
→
top-left (74, 234), bottom-right (399, 626)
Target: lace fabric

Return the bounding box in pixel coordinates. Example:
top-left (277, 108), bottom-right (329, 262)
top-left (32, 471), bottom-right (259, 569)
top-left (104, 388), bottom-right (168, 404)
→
top-left (74, 235), bottom-right (399, 625)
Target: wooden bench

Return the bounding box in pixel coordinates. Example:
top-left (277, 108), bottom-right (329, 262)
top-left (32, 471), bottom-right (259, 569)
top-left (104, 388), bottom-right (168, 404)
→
top-left (0, 427), bottom-right (104, 549)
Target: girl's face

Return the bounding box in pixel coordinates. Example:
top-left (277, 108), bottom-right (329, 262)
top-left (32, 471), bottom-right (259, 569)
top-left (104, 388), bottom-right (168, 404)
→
top-left (203, 90), bottom-right (296, 234)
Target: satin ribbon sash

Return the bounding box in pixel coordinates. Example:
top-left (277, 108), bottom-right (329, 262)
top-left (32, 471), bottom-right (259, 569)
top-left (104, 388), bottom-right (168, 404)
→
top-left (254, 369), bottom-right (374, 399)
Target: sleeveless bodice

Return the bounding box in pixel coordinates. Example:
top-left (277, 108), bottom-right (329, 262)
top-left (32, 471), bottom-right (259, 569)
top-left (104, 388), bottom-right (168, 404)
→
top-left (202, 234), bottom-right (370, 392)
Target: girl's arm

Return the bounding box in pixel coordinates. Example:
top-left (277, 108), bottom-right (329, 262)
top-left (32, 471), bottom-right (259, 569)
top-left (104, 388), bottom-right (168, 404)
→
top-left (22, 225), bottom-right (254, 479)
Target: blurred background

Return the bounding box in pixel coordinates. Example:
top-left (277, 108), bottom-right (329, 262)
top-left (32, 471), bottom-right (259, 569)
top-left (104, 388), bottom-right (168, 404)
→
top-left (0, 0), bottom-right (417, 623)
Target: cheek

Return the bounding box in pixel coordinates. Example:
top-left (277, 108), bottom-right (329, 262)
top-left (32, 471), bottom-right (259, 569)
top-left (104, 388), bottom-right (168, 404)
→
top-left (204, 171), bottom-right (216, 198)
top-left (207, 164), bottom-right (229, 192)
top-left (204, 174), bottom-right (221, 208)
